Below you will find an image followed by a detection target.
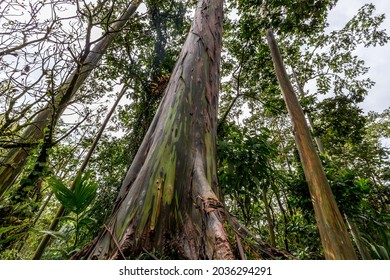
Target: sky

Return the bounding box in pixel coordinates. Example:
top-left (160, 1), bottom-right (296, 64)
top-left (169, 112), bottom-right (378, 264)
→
top-left (327, 0), bottom-right (390, 113)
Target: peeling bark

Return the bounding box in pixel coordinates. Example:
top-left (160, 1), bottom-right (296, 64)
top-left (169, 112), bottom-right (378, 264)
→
top-left (76, 0), bottom-right (235, 260)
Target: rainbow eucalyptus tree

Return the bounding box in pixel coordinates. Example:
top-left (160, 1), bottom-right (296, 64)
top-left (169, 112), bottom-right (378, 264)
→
top-left (76, 0), bottom-right (234, 259)
top-left (266, 30), bottom-right (357, 260)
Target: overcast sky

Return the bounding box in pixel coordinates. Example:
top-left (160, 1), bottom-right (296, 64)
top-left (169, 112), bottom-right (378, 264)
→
top-left (327, 0), bottom-right (390, 113)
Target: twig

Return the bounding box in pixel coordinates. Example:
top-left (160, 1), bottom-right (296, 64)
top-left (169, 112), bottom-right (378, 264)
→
top-left (104, 224), bottom-right (126, 260)
top-left (142, 247), bottom-right (159, 260)
top-left (235, 234), bottom-right (246, 260)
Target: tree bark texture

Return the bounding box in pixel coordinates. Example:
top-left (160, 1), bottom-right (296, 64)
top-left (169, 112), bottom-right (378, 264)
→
top-left (76, 0), bottom-right (234, 260)
top-left (266, 30), bottom-right (357, 260)
top-left (0, 1), bottom-right (141, 198)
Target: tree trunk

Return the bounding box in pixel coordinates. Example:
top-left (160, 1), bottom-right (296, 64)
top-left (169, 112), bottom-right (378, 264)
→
top-left (262, 188), bottom-right (276, 247)
top-left (292, 69), bottom-right (367, 258)
top-left (0, 1), bottom-right (141, 198)
top-left (271, 182), bottom-right (289, 251)
top-left (266, 29), bottom-right (357, 260)
top-left (345, 215), bottom-right (372, 260)
top-left (74, 0), bottom-right (237, 260)
top-left (32, 86), bottom-right (128, 259)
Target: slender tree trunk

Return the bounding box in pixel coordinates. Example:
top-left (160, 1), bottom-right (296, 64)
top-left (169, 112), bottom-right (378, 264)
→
top-left (292, 70), bottom-right (368, 258)
top-left (0, 1), bottom-right (141, 198)
top-left (74, 0), bottom-right (236, 260)
top-left (218, 93), bottom-right (241, 129)
top-left (271, 182), bottom-right (289, 251)
top-left (262, 188), bottom-right (276, 247)
top-left (307, 114), bottom-right (325, 153)
top-left (345, 215), bottom-right (372, 260)
top-left (16, 142), bottom-right (83, 253)
top-left (32, 86), bottom-right (128, 259)
top-left (266, 30), bottom-right (357, 260)
top-left (277, 130), bottom-right (293, 172)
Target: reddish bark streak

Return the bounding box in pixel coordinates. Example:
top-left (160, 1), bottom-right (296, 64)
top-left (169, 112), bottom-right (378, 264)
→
top-left (266, 29), bottom-right (357, 260)
top-left (74, 0), bottom-right (231, 260)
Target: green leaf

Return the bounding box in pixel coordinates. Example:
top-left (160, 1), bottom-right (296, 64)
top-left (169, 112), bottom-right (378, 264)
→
top-left (48, 173), bottom-right (97, 215)
top-left (376, 245), bottom-right (390, 260)
top-left (0, 225), bottom-right (21, 235)
top-left (73, 172), bottom-right (97, 215)
top-left (0, 232), bottom-right (26, 244)
top-left (48, 177), bottom-right (77, 212)
top-left (57, 215), bottom-right (77, 223)
top-left (78, 217), bottom-right (97, 227)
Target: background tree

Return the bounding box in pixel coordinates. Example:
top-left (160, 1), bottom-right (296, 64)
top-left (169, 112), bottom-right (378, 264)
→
top-left (0, 0), bottom-right (141, 198)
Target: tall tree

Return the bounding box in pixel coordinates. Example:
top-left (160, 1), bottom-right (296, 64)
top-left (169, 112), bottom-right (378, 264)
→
top-left (266, 29), bottom-right (357, 259)
top-left (74, 0), bottom-right (234, 259)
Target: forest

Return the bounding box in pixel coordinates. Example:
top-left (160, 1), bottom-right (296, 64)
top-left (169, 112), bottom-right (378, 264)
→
top-left (0, 0), bottom-right (389, 260)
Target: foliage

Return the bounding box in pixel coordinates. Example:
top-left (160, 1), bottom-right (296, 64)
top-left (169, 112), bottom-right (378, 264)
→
top-left (49, 173), bottom-right (97, 215)
top-left (314, 96), bottom-right (366, 148)
top-left (363, 225), bottom-right (390, 260)
top-left (0, 249), bottom-right (22, 260)
top-left (218, 123), bottom-right (276, 226)
top-left (44, 172), bottom-right (97, 256)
